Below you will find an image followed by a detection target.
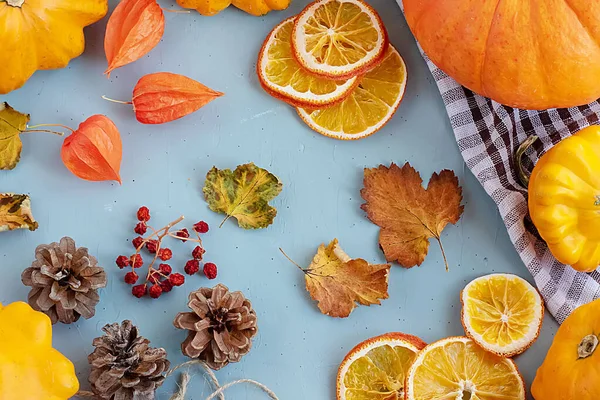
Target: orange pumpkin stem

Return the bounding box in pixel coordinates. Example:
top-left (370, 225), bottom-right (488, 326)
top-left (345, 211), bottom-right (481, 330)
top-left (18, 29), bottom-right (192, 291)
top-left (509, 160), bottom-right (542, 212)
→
top-left (101, 95), bottom-right (133, 105)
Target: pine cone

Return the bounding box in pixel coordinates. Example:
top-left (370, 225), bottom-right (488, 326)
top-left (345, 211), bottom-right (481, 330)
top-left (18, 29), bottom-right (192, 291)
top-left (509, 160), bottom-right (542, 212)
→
top-left (88, 320), bottom-right (170, 400)
top-left (21, 236), bottom-right (107, 324)
top-left (173, 283), bottom-right (258, 370)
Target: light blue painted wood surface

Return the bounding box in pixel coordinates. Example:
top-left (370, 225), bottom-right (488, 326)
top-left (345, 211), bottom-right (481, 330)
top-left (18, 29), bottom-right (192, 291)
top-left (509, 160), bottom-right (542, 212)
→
top-left (1, 0), bottom-right (558, 398)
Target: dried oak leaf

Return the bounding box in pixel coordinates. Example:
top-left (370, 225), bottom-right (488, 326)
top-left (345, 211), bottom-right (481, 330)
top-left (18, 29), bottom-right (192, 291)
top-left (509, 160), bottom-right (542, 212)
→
top-left (0, 193), bottom-right (38, 232)
top-left (203, 162), bottom-right (283, 229)
top-left (361, 162), bottom-right (463, 271)
top-left (0, 102), bottom-right (30, 170)
top-left (299, 239), bottom-right (390, 318)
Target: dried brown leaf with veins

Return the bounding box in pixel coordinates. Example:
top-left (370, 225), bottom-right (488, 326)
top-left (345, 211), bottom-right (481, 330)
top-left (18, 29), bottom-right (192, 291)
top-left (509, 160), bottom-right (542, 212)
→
top-left (360, 162), bottom-right (463, 271)
top-left (282, 239), bottom-right (390, 318)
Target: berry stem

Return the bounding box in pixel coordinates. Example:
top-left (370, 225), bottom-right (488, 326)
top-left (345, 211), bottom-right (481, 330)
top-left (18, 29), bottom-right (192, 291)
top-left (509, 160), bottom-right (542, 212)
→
top-left (101, 95), bottom-right (133, 105)
top-left (24, 129), bottom-right (65, 136)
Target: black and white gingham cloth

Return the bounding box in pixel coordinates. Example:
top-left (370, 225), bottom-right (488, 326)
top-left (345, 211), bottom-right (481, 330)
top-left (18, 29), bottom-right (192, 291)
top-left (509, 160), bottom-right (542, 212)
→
top-left (398, 2), bottom-right (600, 324)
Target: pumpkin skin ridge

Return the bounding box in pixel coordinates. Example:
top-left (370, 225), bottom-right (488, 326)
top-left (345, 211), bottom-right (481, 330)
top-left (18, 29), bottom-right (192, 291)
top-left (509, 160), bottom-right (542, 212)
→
top-left (0, 0), bottom-right (108, 94)
top-left (404, 0), bottom-right (600, 109)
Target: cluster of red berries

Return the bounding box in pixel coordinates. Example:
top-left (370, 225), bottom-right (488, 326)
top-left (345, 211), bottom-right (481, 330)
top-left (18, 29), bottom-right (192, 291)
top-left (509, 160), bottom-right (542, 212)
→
top-left (116, 206), bottom-right (218, 299)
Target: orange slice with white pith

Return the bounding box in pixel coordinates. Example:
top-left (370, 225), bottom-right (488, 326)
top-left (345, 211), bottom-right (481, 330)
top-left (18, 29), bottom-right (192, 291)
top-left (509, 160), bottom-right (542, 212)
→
top-left (297, 44), bottom-right (406, 140)
top-left (291, 0), bottom-right (388, 80)
top-left (461, 273), bottom-right (544, 357)
top-left (405, 337), bottom-right (526, 400)
top-left (336, 332), bottom-right (426, 400)
top-left (258, 17), bottom-right (359, 108)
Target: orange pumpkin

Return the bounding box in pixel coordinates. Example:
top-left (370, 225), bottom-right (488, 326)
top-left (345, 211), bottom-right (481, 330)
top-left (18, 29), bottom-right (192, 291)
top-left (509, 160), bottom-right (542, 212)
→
top-left (404, 1), bottom-right (600, 110)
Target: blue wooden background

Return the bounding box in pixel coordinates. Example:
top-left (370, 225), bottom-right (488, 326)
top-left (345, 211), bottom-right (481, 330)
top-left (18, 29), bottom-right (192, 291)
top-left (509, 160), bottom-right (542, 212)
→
top-left (0, 0), bottom-right (557, 398)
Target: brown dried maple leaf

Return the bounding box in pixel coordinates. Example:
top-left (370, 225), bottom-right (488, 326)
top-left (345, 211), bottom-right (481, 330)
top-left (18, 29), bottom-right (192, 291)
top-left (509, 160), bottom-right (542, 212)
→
top-left (283, 239), bottom-right (390, 318)
top-left (361, 162), bottom-right (463, 271)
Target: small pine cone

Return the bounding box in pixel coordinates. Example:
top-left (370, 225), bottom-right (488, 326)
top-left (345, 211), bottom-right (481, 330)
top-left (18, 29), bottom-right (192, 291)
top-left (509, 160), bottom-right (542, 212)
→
top-left (88, 320), bottom-right (170, 400)
top-left (21, 237), bottom-right (107, 325)
top-left (173, 284), bottom-right (258, 370)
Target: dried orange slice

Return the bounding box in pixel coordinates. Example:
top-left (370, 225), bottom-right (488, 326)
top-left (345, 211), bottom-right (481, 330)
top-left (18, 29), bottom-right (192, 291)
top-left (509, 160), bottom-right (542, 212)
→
top-left (258, 17), bottom-right (359, 108)
top-left (461, 273), bottom-right (544, 357)
top-left (297, 44), bottom-right (406, 140)
top-left (337, 332), bottom-right (426, 400)
top-left (292, 0), bottom-right (388, 80)
top-left (405, 337), bottom-right (526, 400)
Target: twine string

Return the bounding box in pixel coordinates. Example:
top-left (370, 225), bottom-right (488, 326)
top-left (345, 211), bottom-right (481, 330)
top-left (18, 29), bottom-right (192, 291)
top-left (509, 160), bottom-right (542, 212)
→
top-left (75, 360), bottom-right (278, 400)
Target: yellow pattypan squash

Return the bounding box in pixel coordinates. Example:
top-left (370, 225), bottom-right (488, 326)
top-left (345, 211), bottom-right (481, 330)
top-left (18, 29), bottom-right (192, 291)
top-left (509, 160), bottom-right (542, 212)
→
top-left (532, 298), bottom-right (600, 399)
top-left (528, 125), bottom-right (600, 272)
top-left (0, 0), bottom-right (108, 94)
top-left (177, 0), bottom-right (290, 16)
top-left (0, 301), bottom-right (79, 400)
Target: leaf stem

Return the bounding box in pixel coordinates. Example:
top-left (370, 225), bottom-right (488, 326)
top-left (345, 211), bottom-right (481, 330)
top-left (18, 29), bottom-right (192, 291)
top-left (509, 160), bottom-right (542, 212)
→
top-left (219, 215), bottom-right (232, 228)
top-left (102, 95), bottom-right (133, 105)
top-left (279, 248), bottom-right (307, 273)
top-left (27, 123), bottom-right (74, 133)
top-left (24, 129), bottom-right (64, 136)
top-left (436, 237), bottom-right (450, 272)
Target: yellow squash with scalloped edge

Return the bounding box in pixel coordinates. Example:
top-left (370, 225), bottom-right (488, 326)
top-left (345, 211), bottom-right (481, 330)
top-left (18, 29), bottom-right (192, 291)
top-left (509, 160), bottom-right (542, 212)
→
top-left (177, 0), bottom-right (290, 16)
top-left (532, 298), bottom-right (600, 399)
top-left (528, 125), bottom-right (600, 272)
top-left (0, 301), bottom-right (79, 399)
top-left (0, 0), bottom-right (108, 94)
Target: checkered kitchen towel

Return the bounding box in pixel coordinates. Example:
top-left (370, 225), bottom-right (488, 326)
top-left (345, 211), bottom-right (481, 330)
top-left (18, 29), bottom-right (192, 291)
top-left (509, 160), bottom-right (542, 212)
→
top-left (397, 2), bottom-right (600, 324)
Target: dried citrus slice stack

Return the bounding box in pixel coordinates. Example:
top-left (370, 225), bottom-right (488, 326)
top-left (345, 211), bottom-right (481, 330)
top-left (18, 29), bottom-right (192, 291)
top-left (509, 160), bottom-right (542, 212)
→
top-left (405, 337), bottom-right (526, 400)
top-left (298, 45), bottom-right (406, 140)
top-left (257, 0), bottom-right (405, 140)
top-left (258, 17), bottom-right (359, 108)
top-left (337, 332), bottom-right (426, 400)
top-left (291, 0), bottom-right (388, 79)
top-left (461, 273), bottom-right (544, 357)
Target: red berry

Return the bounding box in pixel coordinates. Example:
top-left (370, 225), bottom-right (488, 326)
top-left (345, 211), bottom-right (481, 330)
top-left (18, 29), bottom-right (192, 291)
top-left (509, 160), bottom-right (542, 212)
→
top-left (134, 222), bottom-right (147, 235)
top-left (184, 259), bottom-right (200, 275)
top-left (160, 280), bottom-right (173, 293)
top-left (203, 262), bottom-right (217, 280)
top-left (159, 263), bottom-right (172, 275)
top-left (169, 273), bottom-right (185, 286)
top-left (130, 254), bottom-right (143, 268)
top-left (137, 206), bottom-right (150, 222)
top-left (192, 246), bottom-right (205, 260)
top-left (146, 240), bottom-right (158, 254)
top-left (132, 236), bottom-right (144, 249)
top-left (149, 284), bottom-right (163, 299)
top-left (177, 228), bottom-right (190, 241)
top-left (193, 221), bottom-right (209, 234)
top-left (116, 255), bottom-right (130, 269)
top-left (132, 284), bottom-right (147, 298)
top-left (124, 271), bottom-right (139, 285)
top-left (158, 248), bottom-right (172, 261)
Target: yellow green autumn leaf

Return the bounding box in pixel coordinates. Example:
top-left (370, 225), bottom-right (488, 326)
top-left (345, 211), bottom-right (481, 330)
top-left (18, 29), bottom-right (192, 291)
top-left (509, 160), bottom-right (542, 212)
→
top-left (0, 193), bottom-right (39, 232)
top-left (0, 102), bottom-right (30, 170)
top-left (203, 162), bottom-right (283, 229)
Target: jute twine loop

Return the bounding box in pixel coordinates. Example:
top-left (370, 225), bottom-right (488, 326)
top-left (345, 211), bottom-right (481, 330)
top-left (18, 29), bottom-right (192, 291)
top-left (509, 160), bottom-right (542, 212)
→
top-left (75, 360), bottom-right (279, 400)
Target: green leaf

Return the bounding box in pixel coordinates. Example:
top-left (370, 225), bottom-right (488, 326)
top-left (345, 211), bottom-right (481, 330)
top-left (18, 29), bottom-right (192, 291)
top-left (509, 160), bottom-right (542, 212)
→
top-left (0, 193), bottom-right (38, 232)
top-left (0, 102), bottom-right (30, 170)
top-left (203, 162), bottom-right (283, 229)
